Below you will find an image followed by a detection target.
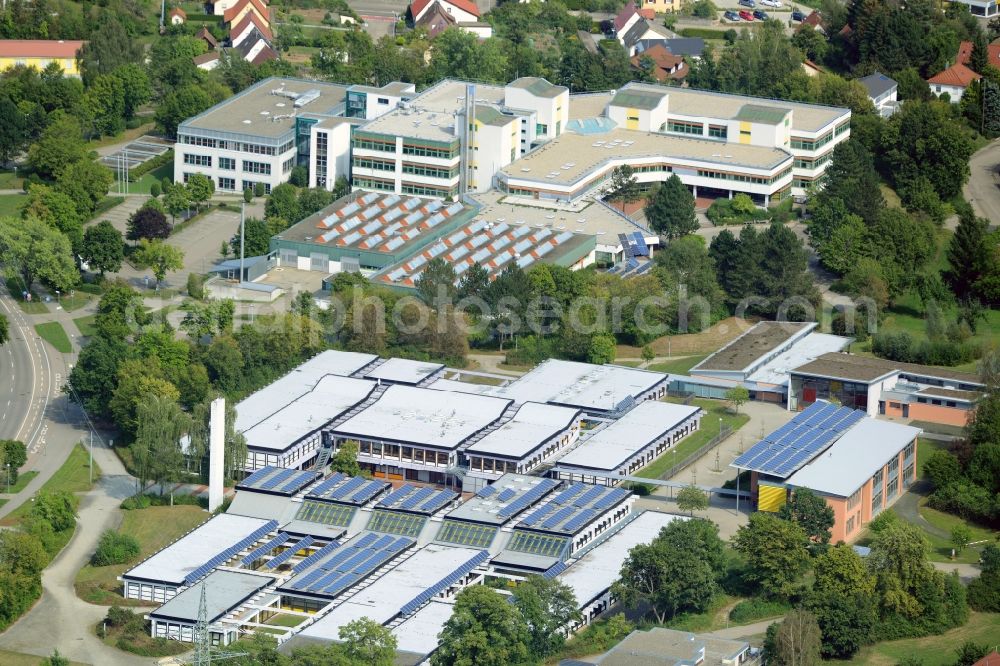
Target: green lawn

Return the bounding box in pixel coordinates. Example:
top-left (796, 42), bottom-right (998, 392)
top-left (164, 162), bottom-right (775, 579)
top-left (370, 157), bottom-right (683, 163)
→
top-left (647, 354), bottom-right (709, 375)
top-left (918, 502), bottom-right (998, 564)
top-left (4, 277), bottom-right (48, 314)
top-left (0, 648), bottom-right (87, 666)
top-left (92, 196), bottom-right (125, 219)
top-left (34, 321), bottom-right (73, 353)
top-left (59, 291), bottom-right (94, 313)
top-left (847, 612), bottom-right (1000, 666)
top-left (0, 169), bottom-right (25, 190)
top-left (1, 471), bottom-right (39, 495)
top-left (0, 444), bottom-right (100, 526)
top-left (634, 398), bottom-right (750, 480)
top-left (76, 504), bottom-right (208, 605)
top-left (116, 161), bottom-right (172, 195)
top-left (916, 438), bottom-right (947, 478)
top-left (0, 193), bottom-right (26, 216)
top-left (264, 613), bottom-right (306, 628)
top-left (74, 314), bottom-right (98, 337)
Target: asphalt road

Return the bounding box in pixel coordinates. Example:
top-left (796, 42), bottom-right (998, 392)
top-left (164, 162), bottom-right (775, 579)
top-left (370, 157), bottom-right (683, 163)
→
top-left (0, 292), bottom-right (50, 451)
top-left (965, 139), bottom-right (1000, 225)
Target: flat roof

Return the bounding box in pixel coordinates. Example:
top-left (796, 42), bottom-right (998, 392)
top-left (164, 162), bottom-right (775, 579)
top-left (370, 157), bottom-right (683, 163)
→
top-left (568, 92), bottom-right (613, 120)
top-left (447, 474), bottom-right (559, 526)
top-left (376, 483), bottom-right (457, 515)
top-left (557, 511), bottom-right (681, 606)
top-left (297, 543), bottom-right (484, 637)
top-left (471, 190), bottom-right (653, 244)
top-left (235, 350), bottom-right (377, 435)
top-left (792, 352), bottom-right (983, 385)
top-left (465, 402), bottom-right (581, 459)
top-left (277, 192), bottom-right (476, 258)
top-left (731, 401), bottom-right (864, 478)
top-left (508, 76), bottom-right (567, 98)
top-left (501, 127), bottom-right (792, 188)
top-left (917, 386), bottom-right (981, 402)
top-left (786, 419), bottom-right (921, 497)
top-left (280, 531), bottom-right (415, 599)
top-left (598, 628), bottom-right (749, 666)
top-left (237, 467), bottom-right (321, 496)
top-left (746, 332), bottom-right (851, 387)
top-left (515, 484), bottom-right (632, 535)
top-left (360, 79), bottom-right (506, 143)
top-left (692, 321), bottom-right (814, 374)
top-left (306, 473), bottom-right (389, 506)
top-left (365, 358), bottom-right (445, 385)
top-left (240, 375), bottom-right (377, 452)
top-left (559, 401), bottom-right (701, 472)
top-left (181, 77), bottom-right (348, 139)
top-left (149, 570), bottom-right (270, 624)
top-left (393, 600), bottom-right (453, 660)
top-left (493, 360), bottom-right (667, 413)
top-left (619, 82), bottom-right (849, 133)
top-left (333, 384), bottom-right (512, 450)
top-left (373, 218), bottom-right (596, 287)
top-left (124, 514), bottom-right (271, 586)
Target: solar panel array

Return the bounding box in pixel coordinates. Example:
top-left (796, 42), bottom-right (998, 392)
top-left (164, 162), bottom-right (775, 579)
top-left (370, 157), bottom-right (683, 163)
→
top-left (506, 531), bottom-right (570, 558)
top-left (292, 540), bottom-right (341, 573)
top-left (241, 532), bottom-right (291, 566)
top-left (296, 500), bottom-right (356, 527)
top-left (283, 532), bottom-right (414, 598)
top-left (399, 550), bottom-right (490, 616)
top-left (436, 520), bottom-right (499, 549)
top-left (183, 520), bottom-right (278, 585)
top-left (307, 475), bottom-right (388, 505)
top-left (237, 467), bottom-right (319, 496)
top-left (495, 478), bottom-right (559, 519)
top-left (264, 536), bottom-right (315, 569)
top-left (366, 510), bottom-right (427, 537)
top-left (732, 401), bottom-right (866, 478)
top-left (542, 561), bottom-right (568, 579)
top-left (377, 484), bottom-right (458, 515)
top-left (516, 484), bottom-right (631, 535)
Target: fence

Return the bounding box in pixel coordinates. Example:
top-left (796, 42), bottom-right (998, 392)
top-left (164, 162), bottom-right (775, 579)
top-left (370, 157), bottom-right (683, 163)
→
top-left (654, 423), bottom-right (733, 481)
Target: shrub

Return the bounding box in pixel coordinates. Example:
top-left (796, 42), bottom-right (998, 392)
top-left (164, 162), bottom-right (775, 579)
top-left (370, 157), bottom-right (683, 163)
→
top-left (706, 196), bottom-right (770, 225)
top-left (729, 598), bottom-right (792, 624)
top-left (106, 606), bottom-right (144, 632)
top-left (120, 494), bottom-right (151, 510)
top-left (187, 272), bottom-right (205, 300)
top-left (91, 530), bottom-right (140, 566)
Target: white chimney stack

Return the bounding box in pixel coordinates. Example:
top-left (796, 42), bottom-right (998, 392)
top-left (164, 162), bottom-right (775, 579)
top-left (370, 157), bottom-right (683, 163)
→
top-left (208, 397), bottom-right (225, 512)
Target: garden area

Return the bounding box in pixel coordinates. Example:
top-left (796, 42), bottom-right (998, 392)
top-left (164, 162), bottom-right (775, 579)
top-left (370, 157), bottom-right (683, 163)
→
top-left (845, 612), bottom-right (1000, 666)
top-left (75, 504), bottom-right (208, 605)
top-left (98, 606), bottom-right (188, 657)
top-left (706, 195), bottom-right (792, 226)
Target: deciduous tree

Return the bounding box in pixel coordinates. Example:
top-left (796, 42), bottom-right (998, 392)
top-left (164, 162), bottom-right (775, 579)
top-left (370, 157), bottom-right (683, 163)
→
top-left (131, 394), bottom-right (189, 494)
top-left (81, 221), bottom-right (124, 277)
top-left (732, 512), bottom-right (809, 597)
top-left (765, 609), bottom-right (822, 666)
top-left (0, 215), bottom-right (78, 293)
top-left (338, 618), bottom-right (397, 666)
top-left (432, 585), bottom-right (530, 666)
top-left (778, 488), bottom-right (835, 545)
top-left (725, 386), bottom-right (749, 414)
top-left (513, 576), bottom-right (580, 657)
top-left (133, 239), bottom-right (184, 286)
top-left (677, 485), bottom-right (709, 515)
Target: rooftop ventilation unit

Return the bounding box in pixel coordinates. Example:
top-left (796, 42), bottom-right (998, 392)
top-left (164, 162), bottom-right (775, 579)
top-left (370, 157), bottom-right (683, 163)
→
top-left (294, 89), bottom-right (321, 108)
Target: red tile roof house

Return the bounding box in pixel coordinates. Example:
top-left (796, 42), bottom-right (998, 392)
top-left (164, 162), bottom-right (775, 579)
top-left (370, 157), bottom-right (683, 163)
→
top-left (927, 62), bottom-right (981, 103)
top-left (614, 0), bottom-right (642, 36)
top-left (410, 0), bottom-right (480, 25)
top-left (231, 11), bottom-right (274, 47)
top-left (168, 7), bottom-right (187, 24)
top-left (973, 652), bottom-right (1000, 666)
top-left (956, 39), bottom-right (1000, 69)
top-left (631, 43), bottom-right (687, 82)
top-left (0, 39), bottom-right (86, 77)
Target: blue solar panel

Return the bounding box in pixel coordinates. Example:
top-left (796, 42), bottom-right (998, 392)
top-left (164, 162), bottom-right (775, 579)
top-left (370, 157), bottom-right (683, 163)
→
top-left (419, 490), bottom-right (457, 514)
top-left (631, 231), bottom-right (649, 255)
top-left (402, 487), bottom-right (435, 509)
top-left (184, 520), bottom-right (278, 585)
top-left (498, 479), bottom-right (557, 518)
top-left (307, 473), bottom-right (347, 498)
top-left (541, 506), bottom-right (575, 529)
top-left (496, 488), bottom-right (517, 502)
top-left (351, 480), bottom-right (386, 503)
top-left (379, 485), bottom-right (415, 507)
top-left (542, 561), bottom-right (568, 579)
top-left (550, 484), bottom-right (585, 505)
top-left (573, 485), bottom-right (605, 507)
top-left (477, 485), bottom-right (497, 497)
top-left (239, 466), bottom-right (276, 488)
top-left (399, 550), bottom-right (489, 616)
top-left (592, 488), bottom-right (628, 511)
top-left (292, 540), bottom-right (341, 573)
top-left (279, 471), bottom-right (317, 494)
top-left (562, 509), bottom-right (597, 533)
top-left (264, 536), bottom-right (314, 569)
top-left (241, 532), bottom-right (291, 566)
top-left (260, 468), bottom-right (296, 490)
top-left (519, 503), bottom-right (556, 527)
top-left (330, 476), bottom-right (366, 500)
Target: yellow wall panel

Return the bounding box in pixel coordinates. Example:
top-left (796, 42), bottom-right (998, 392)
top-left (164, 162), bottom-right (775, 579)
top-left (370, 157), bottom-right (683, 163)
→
top-left (758, 484), bottom-right (787, 512)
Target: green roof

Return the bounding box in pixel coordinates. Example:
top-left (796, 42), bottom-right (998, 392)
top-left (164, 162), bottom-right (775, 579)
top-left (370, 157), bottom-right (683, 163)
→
top-left (734, 103), bottom-right (789, 125)
top-left (611, 89), bottom-right (665, 110)
top-left (509, 77), bottom-right (564, 98)
top-left (475, 105), bottom-right (514, 127)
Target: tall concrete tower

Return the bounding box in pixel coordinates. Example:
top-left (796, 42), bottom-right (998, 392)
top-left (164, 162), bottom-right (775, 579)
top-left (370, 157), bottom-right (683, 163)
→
top-left (208, 397), bottom-right (225, 512)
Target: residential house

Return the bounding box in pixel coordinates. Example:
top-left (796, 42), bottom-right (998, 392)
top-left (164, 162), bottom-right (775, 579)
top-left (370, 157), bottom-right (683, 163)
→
top-left (857, 71), bottom-right (899, 117)
top-left (409, 0), bottom-right (481, 25)
top-left (927, 62), bottom-right (980, 102)
top-left (195, 27), bottom-right (219, 51)
top-left (957, 38), bottom-right (1000, 69)
top-left (631, 43), bottom-right (687, 82)
top-left (620, 19), bottom-right (676, 56)
top-left (613, 1), bottom-right (642, 37)
top-left (638, 0), bottom-right (682, 14)
top-left (415, 2), bottom-right (492, 38)
top-left (194, 51), bottom-right (222, 71)
top-left (224, 0), bottom-right (270, 28)
top-left (801, 10), bottom-right (824, 33)
top-left (231, 12), bottom-right (273, 47)
top-left (169, 7), bottom-right (187, 24)
top-left (0, 39), bottom-right (86, 77)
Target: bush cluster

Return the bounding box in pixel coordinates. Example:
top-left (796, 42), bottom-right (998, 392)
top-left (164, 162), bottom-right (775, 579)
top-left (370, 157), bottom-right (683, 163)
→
top-left (91, 530), bottom-right (140, 566)
top-left (729, 598), bottom-right (791, 624)
top-left (706, 195), bottom-right (771, 226)
top-left (871, 331), bottom-right (979, 367)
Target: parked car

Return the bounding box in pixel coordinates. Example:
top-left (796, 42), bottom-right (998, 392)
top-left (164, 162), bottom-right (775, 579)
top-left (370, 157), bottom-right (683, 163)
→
top-left (791, 9), bottom-right (806, 20)
top-left (723, 10), bottom-right (742, 20)
top-left (738, 0), bottom-right (755, 7)
top-left (753, 9), bottom-right (768, 19)
top-left (761, 0), bottom-right (782, 6)
top-left (739, 9), bottom-right (755, 20)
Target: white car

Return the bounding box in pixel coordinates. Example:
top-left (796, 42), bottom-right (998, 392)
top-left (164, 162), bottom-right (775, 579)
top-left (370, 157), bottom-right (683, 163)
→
top-left (761, 0), bottom-right (782, 6)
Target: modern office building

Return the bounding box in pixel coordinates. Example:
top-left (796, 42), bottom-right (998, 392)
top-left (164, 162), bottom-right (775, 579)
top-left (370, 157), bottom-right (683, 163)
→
top-left (732, 400), bottom-right (920, 542)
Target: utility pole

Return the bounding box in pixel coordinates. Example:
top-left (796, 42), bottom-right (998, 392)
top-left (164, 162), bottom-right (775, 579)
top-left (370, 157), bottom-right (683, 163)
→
top-left (239, 202), bottom-right (245, 285)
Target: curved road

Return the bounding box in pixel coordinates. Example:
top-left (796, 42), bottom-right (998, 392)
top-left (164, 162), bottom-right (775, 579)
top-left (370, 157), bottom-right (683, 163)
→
top-left (965, 139), bottom-right (1000, 225)
top-left (0, 293), bottom-right (48, 449)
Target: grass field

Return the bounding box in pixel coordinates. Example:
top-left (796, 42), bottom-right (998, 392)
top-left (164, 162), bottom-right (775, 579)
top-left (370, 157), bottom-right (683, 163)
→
top-left (117, 161), bottom-right (172, 195)
top-left (59, 291), bottom-right (94, 313)
top-left (634, 398), bottom-right (750, 480)
top-left (74, 314), bottom-right (98, 337)
top-left (34, 321), bottom-right (73, 353)
top-left (917, 438), bottom-right (947, 478)
top-left (918, 502), bottom-right (997, 564)
top-left (617, 317), bottom-right (749, 358)
top-left (1, 471), bottom-right (38, 495)
top-left (0, 444), bottom-right (100, 526)
top-left (647, 354), bottom-right (709, 375)
top-left (4, 277), bottom-right (48, 314)
top-left (0, 192), bottom-right (26, 216)
top-left (264, 613), bottom-right (306, 627)
top-left (0, 169), bottom-right (25, 189)
top-left (0, 648), bottom-right (87, 666)
top-left (848, 612), bottom-right (1000, 665)
top-left (76, 505), bottom-right (208, 605)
